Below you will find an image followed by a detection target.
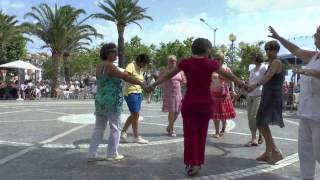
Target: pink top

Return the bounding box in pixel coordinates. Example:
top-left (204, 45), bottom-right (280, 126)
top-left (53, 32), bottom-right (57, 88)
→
top-left (211, 65), bottom-right (231, 97)
top-left (161, 70), bottom-right (183, 98)
top-left (178, 57), bottom-right (220, 104)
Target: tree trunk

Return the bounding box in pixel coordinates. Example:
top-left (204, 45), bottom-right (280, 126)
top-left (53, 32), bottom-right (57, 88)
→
top-left (63, 53), bottom-right (71, 85)
top-left (51, 52), bottom-right (62, 97)
top-left (117, 25), bottom-right (125, 68)
top-left (0, 42), bottom-right (6, 64)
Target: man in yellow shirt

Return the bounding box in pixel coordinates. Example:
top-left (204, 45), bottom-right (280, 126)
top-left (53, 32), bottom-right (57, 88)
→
top-left (121, 54), bottom-right (150, 144)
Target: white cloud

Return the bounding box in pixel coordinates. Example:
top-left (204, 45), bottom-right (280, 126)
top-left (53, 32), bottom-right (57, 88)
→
top-left (0, 0), bottom-right (25, 11)
top-left (25, 2), bottom-right (320, 55)
top-left (226, 0), bottom-right (320, 13)
top-left (92, 21), bottom-right (118, 45)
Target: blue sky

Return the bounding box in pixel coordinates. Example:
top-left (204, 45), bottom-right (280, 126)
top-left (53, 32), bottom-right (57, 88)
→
top-left (1, 0), bottom-right (320, 55)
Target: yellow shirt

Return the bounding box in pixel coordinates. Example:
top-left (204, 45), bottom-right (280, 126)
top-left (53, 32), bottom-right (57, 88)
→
top-left (123, 62), bottom-right (144, 96)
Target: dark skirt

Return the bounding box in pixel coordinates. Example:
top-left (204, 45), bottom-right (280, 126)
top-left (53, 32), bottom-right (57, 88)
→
top-left (256, 87), bottom-right (284, 128)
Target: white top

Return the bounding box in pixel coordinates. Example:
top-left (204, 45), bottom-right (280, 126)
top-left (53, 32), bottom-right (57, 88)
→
top-left (297, 53), bottom-right (320, 122)
top-left (248, 65), bottom-right (267, 96)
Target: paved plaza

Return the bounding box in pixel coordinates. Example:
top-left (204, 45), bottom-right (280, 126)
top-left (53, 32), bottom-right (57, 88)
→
top-left (0, 100), bottom-right (319, 180)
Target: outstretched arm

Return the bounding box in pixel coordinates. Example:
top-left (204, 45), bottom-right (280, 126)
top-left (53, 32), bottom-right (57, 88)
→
top-left (101, 63), bottom-right (145, 87)
top-left (151, 67), bottom-right (180, 88)
top-left (216, 67), bottom-right (246, 88)
top-left (294, 68), bottom-right (320, 79)
top-left (268, 26), bottom-right (316, 63)
top-left (248, 59), bottom-right (282, 92)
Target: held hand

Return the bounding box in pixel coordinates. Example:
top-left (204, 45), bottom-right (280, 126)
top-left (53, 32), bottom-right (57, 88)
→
top-left (268, 26), bottom-right (281, 40)
top-left (230, 91), bottom-right (237, 98)
top-left (141, 84), bottom-right (149, 93)
top-left (239, 81), bottom-right (250, 92)
top-left (244, 85), bottom-right (254, 92)
top-left (146, 84), bottom-right (155, 93)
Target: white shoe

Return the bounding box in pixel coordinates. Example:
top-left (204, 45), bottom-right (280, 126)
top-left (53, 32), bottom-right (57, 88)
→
top-left (133, 136), bottom-right (149, 144)
top-left (120, 132), bottom-right (129, 143)
top-left (107, 154), bottom-right (124, 161)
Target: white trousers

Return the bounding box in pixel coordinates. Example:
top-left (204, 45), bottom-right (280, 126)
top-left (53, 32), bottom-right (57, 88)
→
top-left (298, 118), bottom-right (320, 179)
top-left (88, 112), bottom-right (121, 157)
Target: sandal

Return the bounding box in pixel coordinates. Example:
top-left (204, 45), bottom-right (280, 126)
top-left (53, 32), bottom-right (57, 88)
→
top-left (166, 126), bottom-right (170, 134)
top-left (170, 128), bottom-right (176, 137)
top-left (258, 135), bottom-right (264, 144)
top-left (186, 165), bottom-right (201, 177)
top-left (256, 152), bottom-right (272, 162)
top-left (212, 133), bottom-right (220, 138)
top-left (245, 141), bottom-right (258, 147)
top-left (267, 151), bottom-right (283, 165)
top-left (219, 130), bottom-right (225, 137)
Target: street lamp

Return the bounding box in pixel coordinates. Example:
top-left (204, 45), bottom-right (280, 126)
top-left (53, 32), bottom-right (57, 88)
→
top-left (229, 33), bottom-right (237, 69)
top-left (200, 18), bottom-right (218, 47)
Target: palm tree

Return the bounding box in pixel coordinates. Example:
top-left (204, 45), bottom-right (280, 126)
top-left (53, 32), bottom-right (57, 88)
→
top-left (94, 0), bottom-right (153, 68)
top-left (0, 11), bottom-right (22, 62)
top-left (61, 6), bottom-right (102, 84)
top-left (23, 3), bottom-right (68, 97)
top-left (23, 3), bottom-right (97, 97)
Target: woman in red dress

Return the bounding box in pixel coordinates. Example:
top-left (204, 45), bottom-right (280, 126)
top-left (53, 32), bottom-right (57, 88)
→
top-left (211, 52), bottom-right (236, 138)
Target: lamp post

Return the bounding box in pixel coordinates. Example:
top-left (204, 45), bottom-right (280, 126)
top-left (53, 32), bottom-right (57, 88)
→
top-left (229, 33), bottom-right (237, 69)
top-left (200, 18), bottom-right (218, 47)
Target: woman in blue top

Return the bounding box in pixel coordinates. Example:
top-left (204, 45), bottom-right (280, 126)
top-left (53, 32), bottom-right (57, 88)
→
top-left (87, 43), bottom-right (146, 162)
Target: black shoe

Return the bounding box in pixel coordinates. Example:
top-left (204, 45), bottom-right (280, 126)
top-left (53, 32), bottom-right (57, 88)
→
top-left (186, 165), bottom-right (201, 177)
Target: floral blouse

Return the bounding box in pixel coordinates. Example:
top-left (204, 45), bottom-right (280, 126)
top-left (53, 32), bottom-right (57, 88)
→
top-left (95, 70), bottom-right (123, 115)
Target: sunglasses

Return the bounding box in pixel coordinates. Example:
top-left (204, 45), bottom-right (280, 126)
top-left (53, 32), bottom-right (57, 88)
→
top-left (265, 47), bottom-right (276, 51)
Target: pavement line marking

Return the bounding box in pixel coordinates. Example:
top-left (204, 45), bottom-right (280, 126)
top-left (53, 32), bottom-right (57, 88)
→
top-left (141, 120), bottom-right (235, 132)
top-left (0, 146), bottom-right (38, 165)
top-left (0, 124), bottom-right (88, 166)
top-left (0, 101), bottom-right (94, 106)
top-left (42, 138), bottom-right (185, 149)
top-left (0, 140), bottom-right (33, 146)
top-left (285, 119), bottom-right (299, 126)
top-left (0, 119), bottom-right (57, 123)
top-left (228, 131), bottom-right (298, 142)
top-left (39, 124), bottom-right (88, 144)
top-left (37, 107), bottom-right (94, 111)
top-left (181, 153), bottom-right (299, 180)
top-left (35, 110), bottom-right (72, 115)
top-left (0, 109), bottom-right (32, 115)
top-left (142, 115), bottom-right (168, 118)
top-left (16, 121), bottom-right (234, 149)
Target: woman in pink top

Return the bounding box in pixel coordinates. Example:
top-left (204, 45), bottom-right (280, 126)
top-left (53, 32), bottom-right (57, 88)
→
top-left (160, 55), bottom-right (186, 137)
top-left (210, 52), bottom-right (236, 138)
top-left (148, 38), bottom-right (247, 177)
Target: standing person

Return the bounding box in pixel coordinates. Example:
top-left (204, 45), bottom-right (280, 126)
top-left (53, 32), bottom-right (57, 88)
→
top-left (160, 55), bottom-right (186, 137)
top-left (249, 40), bottom-right (285, 164)
top-left (121, 54), bottom-right (150, 144)
top-left (269, 26), bottom-right (320, 180)
top-left (143, 70), bottom-right (157, 103)
top-left (87, 43), bottom-right (146, 162)
top-left (210, 51), bottom-right (236, 138)
top-left (148, 38), bottom-right (247, 176)
top-left (245, 52), bottom-right (267, 146)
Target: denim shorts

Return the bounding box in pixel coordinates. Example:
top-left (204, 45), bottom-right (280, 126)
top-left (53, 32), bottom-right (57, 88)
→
top-left (124, 93), bottom-right (142, 113)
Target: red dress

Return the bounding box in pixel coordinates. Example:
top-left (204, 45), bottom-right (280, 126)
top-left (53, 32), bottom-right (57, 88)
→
top-left (211, 66), bottom-right (236, 120)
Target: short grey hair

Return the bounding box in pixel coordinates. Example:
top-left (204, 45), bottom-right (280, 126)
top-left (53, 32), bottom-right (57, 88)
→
top-left (167, 55), bottom-right (177, 60)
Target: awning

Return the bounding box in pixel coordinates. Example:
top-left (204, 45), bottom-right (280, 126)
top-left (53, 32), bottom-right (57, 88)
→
top-left (0, 60), bottom-right (41, 70)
